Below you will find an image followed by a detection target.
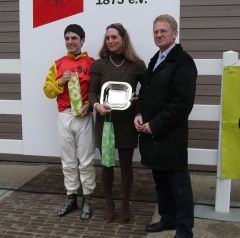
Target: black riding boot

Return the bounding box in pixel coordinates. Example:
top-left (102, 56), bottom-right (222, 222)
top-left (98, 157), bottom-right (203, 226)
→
top-left (80, 194), bottom-right (93, 220)
top-left (57, 194), bottom-right (78, 217)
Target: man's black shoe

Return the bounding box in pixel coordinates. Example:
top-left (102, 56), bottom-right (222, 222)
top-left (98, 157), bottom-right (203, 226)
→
top-left (174, 233), bottom-right (193, 238)
top-left (57, 194), bottom-right (78, 217)
top-left (145, 221), bottom-right (176, 233)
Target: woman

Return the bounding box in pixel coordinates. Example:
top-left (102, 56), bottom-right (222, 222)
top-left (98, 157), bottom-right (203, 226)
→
top-left (88, 23), bottom-right (146, 224)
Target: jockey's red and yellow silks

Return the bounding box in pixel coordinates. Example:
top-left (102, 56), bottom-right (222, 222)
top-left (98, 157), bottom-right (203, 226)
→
top-left (221, 66), bottom-right (240, 179)
top-left (43, 52), bottom-right (94, 112)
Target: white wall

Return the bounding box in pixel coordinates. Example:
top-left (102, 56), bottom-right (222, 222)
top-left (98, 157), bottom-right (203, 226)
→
top-left (19, 0), bottom-right (180, 156)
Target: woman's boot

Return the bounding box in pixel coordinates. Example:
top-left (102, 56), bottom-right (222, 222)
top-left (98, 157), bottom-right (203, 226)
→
top-left (119, 149), bottom-right (133, 224)
top-left (102, 166), bottom-right (115, 222)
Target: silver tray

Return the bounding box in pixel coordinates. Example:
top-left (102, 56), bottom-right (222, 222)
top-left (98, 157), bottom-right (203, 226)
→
top-left (100, 81), bottom-right (132, 110)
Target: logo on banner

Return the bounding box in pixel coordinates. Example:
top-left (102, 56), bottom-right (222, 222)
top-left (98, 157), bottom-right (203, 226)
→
top-left (33, 0), bottom-right (84, 28)
top-left (43, 0), bottom-right (73, 6)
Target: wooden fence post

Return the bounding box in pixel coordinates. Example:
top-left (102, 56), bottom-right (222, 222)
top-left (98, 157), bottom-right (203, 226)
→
top-left (215, 50), bottom-right (239, 213)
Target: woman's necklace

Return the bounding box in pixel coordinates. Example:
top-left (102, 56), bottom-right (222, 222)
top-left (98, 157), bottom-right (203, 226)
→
top-left (110, 55), bottom-right (125, 68)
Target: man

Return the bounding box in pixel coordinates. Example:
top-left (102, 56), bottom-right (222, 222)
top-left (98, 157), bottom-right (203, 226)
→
top-left (134, 15), bottom-right (197, 238)
top-left (43, 24), bottom-right (96, 220)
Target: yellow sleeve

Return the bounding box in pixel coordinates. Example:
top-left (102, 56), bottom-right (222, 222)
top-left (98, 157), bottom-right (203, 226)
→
top-left (43, 63), bottom-right (64, 99)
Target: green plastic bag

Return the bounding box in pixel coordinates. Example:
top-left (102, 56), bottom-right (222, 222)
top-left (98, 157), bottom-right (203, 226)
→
top-left (101, 114), bottom-right (115, 167)
top-left (68, 72), bottom-right (83, 116)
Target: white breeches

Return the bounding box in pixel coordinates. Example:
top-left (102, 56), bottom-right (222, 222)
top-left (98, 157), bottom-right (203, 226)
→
top-left (58, 109), bottom-right (96, 195)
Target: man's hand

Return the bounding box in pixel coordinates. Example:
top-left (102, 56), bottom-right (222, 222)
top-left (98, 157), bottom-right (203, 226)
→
top-left (142, 122), bottom-right (152, 134)
top-left (81, 103), bottom-right (90, 117)
top-left (96, 104), bottom-right (112, 116)
top-left (59, 71), bottom-right (71, 86)
top-left (134, 115), bottom-right (143, 132)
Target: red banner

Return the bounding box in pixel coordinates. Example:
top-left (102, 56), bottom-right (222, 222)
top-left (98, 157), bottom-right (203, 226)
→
top-left (33, 0), bottom-right (84, 28)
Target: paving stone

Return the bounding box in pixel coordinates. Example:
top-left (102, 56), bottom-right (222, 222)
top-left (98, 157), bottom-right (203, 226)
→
top-left (0, 165), bottom-right (155, 237)
top-left (1, 163), bottom-right (240, 238)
